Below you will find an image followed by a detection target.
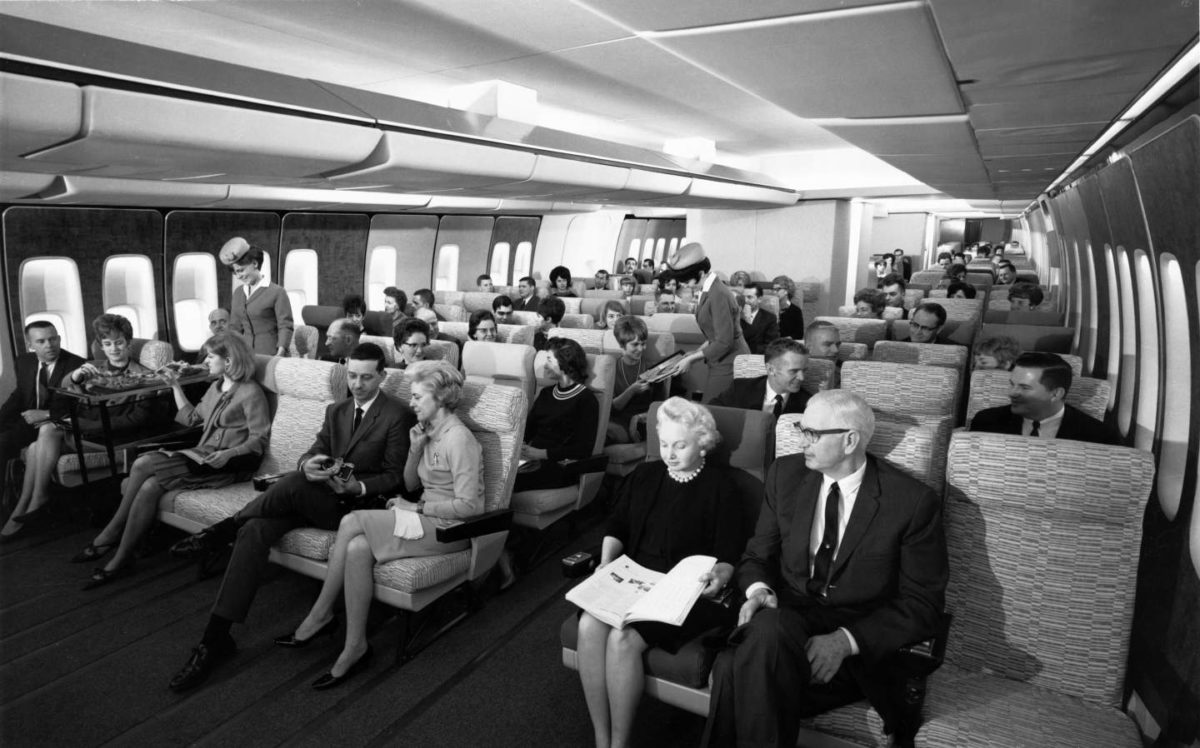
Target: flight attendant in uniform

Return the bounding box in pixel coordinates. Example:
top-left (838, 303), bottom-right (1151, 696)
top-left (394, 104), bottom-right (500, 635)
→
top-left (668, 242), bottom-right (750, 403)
top-left (221, 237), bottom-right (293, 356)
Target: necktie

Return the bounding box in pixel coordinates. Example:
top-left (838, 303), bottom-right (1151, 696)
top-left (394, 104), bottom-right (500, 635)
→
top-left (1030, 420), bottom-right (1041, 437)
top-left (352, 407), bottom-right (363, 434)
top-left (773, 394), bottom-right (784, 417)
top-left (808, 482), bottom-right (840, 598)
top-left (37, 363), bottom-right (50, 408)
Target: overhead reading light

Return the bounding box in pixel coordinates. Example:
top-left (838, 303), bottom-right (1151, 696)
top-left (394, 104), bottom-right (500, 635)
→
top-left (1041, 40), bottom-right (1198, 197)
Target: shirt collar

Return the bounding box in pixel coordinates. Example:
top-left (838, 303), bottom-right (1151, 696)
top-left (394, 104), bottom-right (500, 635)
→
top-left (352, 393), bottom-right (380, 414)
top-left (245, 275), bottom-right (269, 296)
top-left (701, 272), bottom-right (718, 293)
top-left (821, 459), bottom-right (867, 498)
top-left (1024, 404), bottom-right (1065, 428)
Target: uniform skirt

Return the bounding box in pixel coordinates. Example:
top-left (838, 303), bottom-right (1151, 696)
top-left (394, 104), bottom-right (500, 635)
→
top-left (355, 508), bottom-right (470, 563)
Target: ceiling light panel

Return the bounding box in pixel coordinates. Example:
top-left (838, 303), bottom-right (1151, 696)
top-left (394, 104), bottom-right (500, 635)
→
top-left (579, 0), bottom-right (894, 33)
top-left (646, 2), bottom-right (963, 118)
top-left (822, 117), bottom-right (976, 156)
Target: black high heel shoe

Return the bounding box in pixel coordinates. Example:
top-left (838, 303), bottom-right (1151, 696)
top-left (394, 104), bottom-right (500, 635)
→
top-left (11, 502), bottom-right (51, 523)
top-left (274, 616), bottom-right (338, 648)
top-left (312, 645), bottom-right (372, 690)
top-left (82, 562), bottom-right (136, 591)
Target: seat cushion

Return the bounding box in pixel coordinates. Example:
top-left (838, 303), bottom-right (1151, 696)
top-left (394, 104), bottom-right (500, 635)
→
top-left (374, 550), bottom-right (473, 594)
top-left (510, 487), bottom-right (576, 515)
top-left (560, 613), bottom-right (719, 689)
top-left (166, 482), bottom-right (259, 526)
top-left (276, 527), bottom-right (336, 561)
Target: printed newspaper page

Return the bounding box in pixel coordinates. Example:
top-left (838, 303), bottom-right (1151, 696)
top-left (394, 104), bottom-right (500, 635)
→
top-left (566, 554), bottom-right (715, 629)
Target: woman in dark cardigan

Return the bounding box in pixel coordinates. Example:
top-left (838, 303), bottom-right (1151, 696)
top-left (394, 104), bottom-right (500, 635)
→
top-left (514, 337), bottom-right (598, 492)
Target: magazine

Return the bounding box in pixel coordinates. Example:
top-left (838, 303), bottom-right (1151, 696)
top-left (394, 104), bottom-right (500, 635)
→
top-left (565, 554), bottom-right (715, 629)
top-left (638, 350), bottom-right (684, 384)
top-left (159, 445), bottom-right (214, 465)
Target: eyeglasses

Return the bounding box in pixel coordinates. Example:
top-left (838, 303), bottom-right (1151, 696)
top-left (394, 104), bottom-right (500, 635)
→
top-left (909, 321), bottom-right (941, 333)
top-left (402, 341), bottom-right (430, 348)
top-left (791, 425), bottom-right (851, 444)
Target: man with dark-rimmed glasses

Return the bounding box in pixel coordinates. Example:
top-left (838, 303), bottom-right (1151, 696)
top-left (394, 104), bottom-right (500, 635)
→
top-left (703, 390), bottom-right (948, 748)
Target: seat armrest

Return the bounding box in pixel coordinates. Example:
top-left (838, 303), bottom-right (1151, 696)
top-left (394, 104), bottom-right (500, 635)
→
top-left (563, 454), bottom-right (609, 478)
top-left (435, 508), bottom-right (513, 543)
top-left (562, 547), bottom-right (601, 578)
top-left (897, 612), bottom-right (952, 677)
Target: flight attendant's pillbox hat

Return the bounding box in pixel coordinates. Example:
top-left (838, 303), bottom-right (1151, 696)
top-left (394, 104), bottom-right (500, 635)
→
top-left (219, 237), bottom-right (252, 266)
top-left (667, 241), bottom-right (707, 271)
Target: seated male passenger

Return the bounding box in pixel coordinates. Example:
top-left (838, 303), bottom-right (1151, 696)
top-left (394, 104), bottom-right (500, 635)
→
top-left (740, 285), bottom-right (780, 355)
top-left (341, 294), bottom-right (366, 325)
top-left (879, 273), bottom-right (908, 319)
top-left (650, 293), bottom-right (679, 315)
top-left (936, 251), bottom-right (952, 271)
top-left (851, 288), bottom-right (885, 319)
top-left (593, 268), bottom-right (610, 290)
top-left (995, 260), bottom-right (1018, 285)
top-left (969, 352), bottom-right (1119, 443)
top-left (803, 320), bottom-right (841, 361)
top-left (771, 275), bottom-right (805, 340)
top-left (415, 308), bottom-right (458, 348)
top-left (901, 302), bottom-right (949, 344)
top-left (712, 337), bottom-right (810, 416)
top-left (412, 289), bottom-right (444, 321)
top-left (973, 335), bottom-right (1021, 371)
top-left (703, 390), bottom-right (947, 748)
top-left (166, 342), bottom-right (415, 692)
top-left (577, 397), bottom-right (742, 748)
top-left (322, 318), bottom-right (361, 365)
top-left (476, 274), bottom-right (494, 293)
top-left (533, 296), bottom-right (566, 351)
top-left (0, 321), bottom-right (86, 540)
top-left (1007, 282), bottom-right (1044, 311)
top-left (491, 294), bottom-right (515, 324)
top-left (208, 308), bottom-right (230, 335)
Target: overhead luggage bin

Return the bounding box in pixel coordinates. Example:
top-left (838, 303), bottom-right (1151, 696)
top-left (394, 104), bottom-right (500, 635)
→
top-left (681, 178), bottom-right (797, 207)
top-left (323, 131), bottom-right (538, 192)
top-left (470, 154), bottom-right (629, 198)
top-left (0, 73), bottom-right (84, 172)
top-left (214, 185), bottom-right (430, 211)
top-left (424, 196), bottom-right (503, 212)
top-left (0, 172), bottom-right (59, 202)
top-left (34, 175), bottom-right (228, 207)
top-left (21, 86), bottom-right (383, 184)
top-left (559, 168), bottom-right (692, 204)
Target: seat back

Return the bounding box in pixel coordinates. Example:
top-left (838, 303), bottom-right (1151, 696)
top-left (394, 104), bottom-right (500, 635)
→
top-left (433, 290), bottom-right (464, 307)
top-left (837, 342), bottom-right (869, 361)
top-left (644, 313), bottom-right (705, 347)
top-left (903, 288), bottom-right (926, 309)
top-left (559, 313), bottom-right (595, 329)
top-left (965, 370), bottom-right (1110, 423)
top-left (733, 353), bottom-right (836, 396)
top-left (979, 323), bottom-right (1073, 353)
top-left (462, 341), bottom-right (537, 407)
top-left (289, 325), bottom-right (319, 359)
top-left (983, 309), bottom-right (1066, 327)
top-left (584, 289), bottom-right (624, 300)
top-left (815, 316), bottom-right (888, 349)
top-left (776, 412), bottom-right (941, 492)
top-left (461, 291), bottom-right (501, 313)
top-left (428, 339), bottom-right (460, 368)
top-left (548, 327), bottom-right (606, 353)
top-left (942, 432), bottom-right (1153, 706)
top-left (873, 340), bottom-right (968, 371)
top-left (559, 296), bottom-right (583, 315)
top-left (511, 310), bottom-right (541, 327)
top-left (360, 334), bottom-right (398, 366)
top-left (259, 358), bottom-right (340, 475)
top-left (433, 303), bottom-right (465, 322)
top-left (89, 337), bottom-right (174, 371)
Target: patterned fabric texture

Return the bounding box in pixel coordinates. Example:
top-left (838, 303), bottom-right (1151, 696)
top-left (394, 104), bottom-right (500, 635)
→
top-left (559, 313), bottom-right (596, 329)
top-left (548, 327), bottom-right (605, 353)
top-left (732, 353), bottom-right (836, 396)
top-left (289, 325), bottom-right (319, 359)
top-left (838, 342), bottom-right (869, 361)
top-left (872, 341), bottom-right (968, 370)
top-left (559, 296), bottom-right (583, 315)
top-left (777, 413), bottom-right (941, 492)
top-left (815, 316), bottom-right (888, 348)
top-left (137, 340), bottom-right (174, 371)
top-left (943, 432), bottom-right (1153, 706)
top-left (966, 370), bottom-right (1110, 422)
top-left (433, 291), bottom-right (465, 307)
top-left (460, 291), bottom-right (501, 313)
top-left (433, 303), bottom-right (465, 322)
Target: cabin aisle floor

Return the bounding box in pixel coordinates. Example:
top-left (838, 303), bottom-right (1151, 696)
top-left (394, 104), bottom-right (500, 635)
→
top-left (0, 504), bottom-right (706, 747)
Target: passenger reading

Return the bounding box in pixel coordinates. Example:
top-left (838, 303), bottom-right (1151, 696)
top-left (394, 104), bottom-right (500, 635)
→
top-left (566, 554), bottom-right (715, 629)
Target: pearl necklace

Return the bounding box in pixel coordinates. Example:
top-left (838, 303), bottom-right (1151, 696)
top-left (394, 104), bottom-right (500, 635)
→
top-left (668, 457), bottom-right (705, 484)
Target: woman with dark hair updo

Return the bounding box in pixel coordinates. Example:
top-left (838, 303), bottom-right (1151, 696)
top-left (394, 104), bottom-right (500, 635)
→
top-left (73, 332), bottom-right (270, 589)
top-left (575, 396), bottom-right (741, 748)
top-left (220, 237), bottom-right (293, 356)
top-left (514, 337), bottom-right (599, 492)
top-left (468, 309), bottom-right (499, 342)
top-left (549, 265), bottom-right (578, 297)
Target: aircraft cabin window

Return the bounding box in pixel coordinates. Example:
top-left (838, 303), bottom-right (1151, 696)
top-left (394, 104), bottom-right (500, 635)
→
top-left (490, 242), bottom-right (511, 287)
top-left (434, 243), bottom-right (459, 291)
top-left (102, 255), bottom-right (158, 340)
top-left (1132, 251), bottom-right (1160, 451)
top-left (667, 237), bottom-right (679, 261)
top-left (1116, 247), bottom-right (1136, 437)
top-left (1155, 255), bottom-right (1190, 520)
top-left (20, 257), bottom-right (86, 359)
top-left (366, 245), bottom-right (398, 311)
top-left (513, 241), bottom-right (533, 283)
top-left (628, 238), bottom-right (641, 266)
top-left (654, 237), bottom-right (667, 264)
top-left (1103, 244), bottom-right (1120, 399)
top-left (641, 237), bottom-right (656, 262)
top-left (283, 249), bottom-right (318, 325)
top-left (173, 252), bottom-right (219, 352)
top-left (1084, 242), bottom-right (1100, 381)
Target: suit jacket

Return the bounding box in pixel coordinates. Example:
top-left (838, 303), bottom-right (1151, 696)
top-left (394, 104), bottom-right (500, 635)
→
top-left (512, 295), bottom-right (540, 312)
top-left (299, 391), bottom-right (416, 497)
top-left (740, 309), bottom-right (779, 355)
top-left (711, 376), bottom-right (809, 415)
top-left (0, 350), bottom-right (88, 425)
top-left (969, 403), bottom-right (1119, 445)
top-left (230, 282), bottom-right (294, 355)
top-left (778, 304), bottom-right (805, 341)
top-left (738, 455), bottom-right (947, 664)
top-left (696, 278), bottom-right (750, 365)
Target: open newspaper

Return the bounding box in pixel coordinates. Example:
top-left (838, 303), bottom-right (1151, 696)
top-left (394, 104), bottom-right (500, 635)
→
top-left (566, 554), bottom-right (715, 629)
top-left (159, 445), bottom-right (214, 465)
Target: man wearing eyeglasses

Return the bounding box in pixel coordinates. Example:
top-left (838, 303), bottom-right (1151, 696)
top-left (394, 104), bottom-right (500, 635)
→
top-left (899, 302), bottom-right (948, 345)
top-left (703, 390), bottom-right (947, 748)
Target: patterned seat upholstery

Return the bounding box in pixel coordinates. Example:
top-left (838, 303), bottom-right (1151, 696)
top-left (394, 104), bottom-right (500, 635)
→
top-left (288, 324), bottom-right (319, 359)
top-left (427, 339), bottom-right (460, 369)
top-left (979, 323), bottom-right (1073, 353)
top-left (840, 361), bottom-right (958, 488)
top-left (510, 310), bottom-right (541, 327)
top-left (966, 370), bottom-right (1110, 423)
top-left (815, 316), bottom-right (888, 349)
top-left (872, 341), bottom-right (968, 371)
top-left (777, 413), bottom-right (940, 492)
top-left (461, 340), bottom-right (537, 409)
top-left (559, 312), bottom-right (595, 329)
top-left (440, 321), bottom-right (536, 347)
top-left (732, 353), bottom-right (836, 396)
top-left (509, 353), bottom-right (615, 530)
top-left (547, 327), bottom-right (605, 352)
top-left (904, 288), bottom-right (926, 309)
top-left (433, 290), bottom-right (464, 307)
top-left (460, 291), bottom-right (501, 313)
top-left (559, 296), bottom-right (583, 315)
top-left (910, 432), bottom-right (1152, 747)
top-left (433, 303), bottom-right (465, 322)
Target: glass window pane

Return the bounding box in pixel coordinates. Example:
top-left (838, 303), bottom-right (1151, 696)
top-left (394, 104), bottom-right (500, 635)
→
top-left (21, 258), bottom-right (87, 358)
top-left (491, 242), bottom-right (511, 287)
top-left (513, 241), bottom-right (533, 281)
top-left (102, 255), bottom-right (157, 340)
top-left (282, 249), bottom-right (318, 325)
top-left (1132, 251), bottom-right (1159, 451)
top-left (434, 244), bottom-right (459, 292)
top-left (1154, 255), bottom-right (1190, 519)
top-left (1103, 245), bottom-right (1120, 396)
top-left (1115, 247), bottom-right (1136, 436)
top-left (173, 252), bottom-right (218, 352)
top-left (366, 245), bottom-right (398, 311)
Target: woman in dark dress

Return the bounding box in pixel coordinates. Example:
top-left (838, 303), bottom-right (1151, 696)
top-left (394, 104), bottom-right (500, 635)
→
top-left (606, 316), bottom-right (656, 445)
top-left (514, 337), bottom-right (598, 492)
top-left (575, 397), bottom-right (743, 748)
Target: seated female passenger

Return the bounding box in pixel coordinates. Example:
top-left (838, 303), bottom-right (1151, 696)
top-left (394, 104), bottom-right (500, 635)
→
top-left (468, 309), bottom-right (499, 342)
top-left (576, 397), bottom-right (742, 748)
top-left (392, 319), bottom-right (430, 369)
top-left (973, 335), bottom-right (1021, 371)
top-left (279, 361), bottom-right (484, 689)
top-left (514, 338), bottom-right (599, 492)
top-left (550, 265), bottom-right (578, 297)
top-left (947, 281), bottom-right (977, 299)
top-left (607, 316), bottom-right (657, 445)
top-left (595, 300), bottom-right (627, 331)
top-left (75, 333), bottom-right (270, 589)
top-left (341, 293), bottom-right (366, 325)
top-left (382, 286), bottom-right (408, 332)
top-left (852, 288), bottom-right (886, 318)
top-left (6, 314), bottom-right (154, 527)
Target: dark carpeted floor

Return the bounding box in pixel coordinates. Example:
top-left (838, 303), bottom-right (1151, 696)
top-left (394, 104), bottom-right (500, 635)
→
top-left (0, 501), bottom-right (707, 747)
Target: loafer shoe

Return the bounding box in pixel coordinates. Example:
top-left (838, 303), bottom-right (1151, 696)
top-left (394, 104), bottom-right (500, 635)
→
top-left (168, 639), bottom-right (236, 692)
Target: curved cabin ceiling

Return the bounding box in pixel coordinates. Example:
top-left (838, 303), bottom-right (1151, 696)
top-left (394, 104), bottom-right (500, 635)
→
top-left (0, 0), bottom-right (1195, 215)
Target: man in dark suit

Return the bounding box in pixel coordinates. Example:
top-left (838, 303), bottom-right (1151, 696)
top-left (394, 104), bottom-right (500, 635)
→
top-left (512, 276), bottom-right (539, 312)
top-left (320, 318), bottom-right (361, 365)
top-left (703, 390), bottom-right (947, 748)
top-left (167, 342), bottom-right (415, 692)
top-left (970, 351), bottom-right (1119, 444)
top-left (0, 321), bottom-right (86, 534)
top-left (739, 286), bottom-right (780, 355)
top-left (898, 302), bottom-right (951, 345)
top-left (880, 273), bottom-right (909, 320)
top-left (712, 337), bottom-right (810, 416)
